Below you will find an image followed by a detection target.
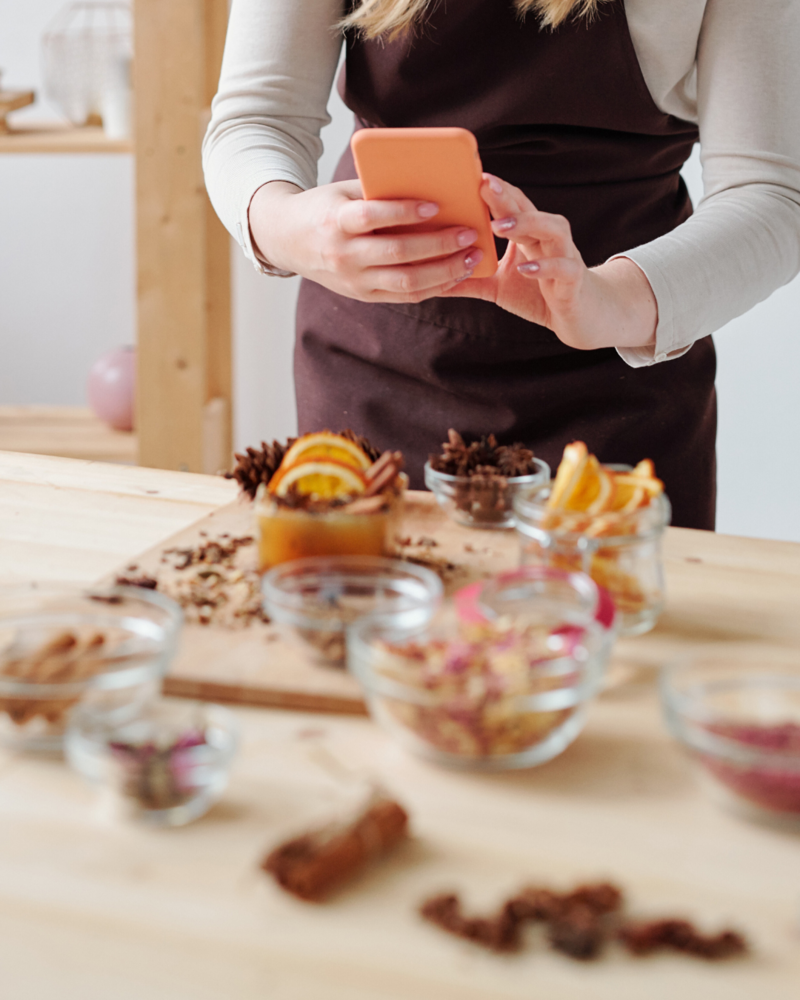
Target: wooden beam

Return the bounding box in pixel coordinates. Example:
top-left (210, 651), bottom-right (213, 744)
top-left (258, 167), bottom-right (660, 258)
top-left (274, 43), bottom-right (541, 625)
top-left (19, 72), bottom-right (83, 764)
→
top-left (134, 0), bottom-right (232, 473)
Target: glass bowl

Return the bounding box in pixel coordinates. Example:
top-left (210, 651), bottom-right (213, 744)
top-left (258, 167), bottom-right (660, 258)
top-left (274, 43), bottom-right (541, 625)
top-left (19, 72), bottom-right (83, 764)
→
top-left (262, 555), bottom-right (443, 665)
top-left (661, 644), bottom-right (800, 826)
top-left (424, 458), bottom-right (550, 530)
top-left (454, 566), bottom-right (617, 675)
top-left (255, 478), bottom-right (407, 570)
top-left (514, 481), bottom-right (671, 636)
top-left (66, 698), bottom-right (239, 826)
top-left (0, 584), bottom-right (182, 753)
top-left (348, 603), bottom-right (607, 771)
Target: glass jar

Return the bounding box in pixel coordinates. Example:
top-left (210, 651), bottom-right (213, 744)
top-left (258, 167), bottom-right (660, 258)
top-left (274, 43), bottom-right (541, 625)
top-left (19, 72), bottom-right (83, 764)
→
top-left (254, 479), bottom-right (406, 571)
top-left (66, 699), bottom-right (239, 826)
top-left (424, 458), bottom-right (550, 530)
top-left (513, 482), bottom-right (670, 637)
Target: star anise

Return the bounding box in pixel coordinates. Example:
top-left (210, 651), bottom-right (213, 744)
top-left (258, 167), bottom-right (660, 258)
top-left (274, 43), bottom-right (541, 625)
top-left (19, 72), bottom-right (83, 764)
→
top-left (430, 429), bottom-right (536, 478)
top-left (495, 442), bottom-right (536, 477)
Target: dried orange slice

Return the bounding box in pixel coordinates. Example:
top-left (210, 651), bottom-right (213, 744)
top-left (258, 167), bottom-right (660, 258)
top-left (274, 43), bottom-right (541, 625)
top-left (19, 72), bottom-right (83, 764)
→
top-left (631, 459), bottom-right (656, 479)
top-left (268, 459), bottom-right (368, 499)
top-left (282, 432), bottom-right (371, 472)
top-left (562, 456), bottom-right (615, 514)
top-left (609, 474), bottom-right (647, 513)
top-left (547, 441), bottom-right (588, 510)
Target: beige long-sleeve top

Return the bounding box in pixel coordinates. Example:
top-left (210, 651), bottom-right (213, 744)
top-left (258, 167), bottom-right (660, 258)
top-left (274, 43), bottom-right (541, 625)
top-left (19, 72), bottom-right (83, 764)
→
top-left (203, 0), bottom-right (800, 367)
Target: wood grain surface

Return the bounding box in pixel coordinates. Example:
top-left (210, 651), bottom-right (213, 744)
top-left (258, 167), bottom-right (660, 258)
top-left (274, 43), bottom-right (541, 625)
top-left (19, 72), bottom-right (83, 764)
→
top-left (0, 450), bottom-right (237, 584)
top-left (1, 456), bottom-right (800, 998)
top-left (1, 700), bottom-right (799, 1000)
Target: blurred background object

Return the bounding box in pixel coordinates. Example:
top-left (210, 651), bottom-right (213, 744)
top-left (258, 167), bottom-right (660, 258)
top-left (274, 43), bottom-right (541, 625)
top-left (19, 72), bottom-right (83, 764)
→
top-left (41, 1), bottom-right (131, 128)
top-left (87, 343), bottom-right (135, 431)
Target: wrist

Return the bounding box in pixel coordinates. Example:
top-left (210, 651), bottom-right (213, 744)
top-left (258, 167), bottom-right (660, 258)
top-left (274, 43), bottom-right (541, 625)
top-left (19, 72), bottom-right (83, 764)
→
top-left (248, 180), bottom-right (303, 272)
top-left (589, 257), bottom-right (658, 350)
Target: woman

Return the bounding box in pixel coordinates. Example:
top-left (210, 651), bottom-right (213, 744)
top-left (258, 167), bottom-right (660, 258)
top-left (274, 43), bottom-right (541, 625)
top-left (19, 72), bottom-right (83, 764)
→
top-left (203, 0), bottom-right (800, 529)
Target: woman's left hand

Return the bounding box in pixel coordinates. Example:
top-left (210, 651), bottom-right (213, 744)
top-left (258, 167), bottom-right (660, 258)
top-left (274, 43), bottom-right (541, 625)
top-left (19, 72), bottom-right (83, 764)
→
top-left (441, 174), bottom-right (658, 352)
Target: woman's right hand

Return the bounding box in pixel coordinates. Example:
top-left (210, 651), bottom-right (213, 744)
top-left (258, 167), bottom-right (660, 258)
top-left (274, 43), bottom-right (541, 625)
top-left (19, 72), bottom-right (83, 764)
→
top-left (248, 180), bottom-right (483, 302)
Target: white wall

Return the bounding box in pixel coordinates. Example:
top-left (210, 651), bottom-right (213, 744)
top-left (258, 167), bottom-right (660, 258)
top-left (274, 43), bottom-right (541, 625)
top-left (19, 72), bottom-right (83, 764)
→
top-left (2, 3), bottom-right (799, 540)
top-left (0, 0), bottom-right (135, 404)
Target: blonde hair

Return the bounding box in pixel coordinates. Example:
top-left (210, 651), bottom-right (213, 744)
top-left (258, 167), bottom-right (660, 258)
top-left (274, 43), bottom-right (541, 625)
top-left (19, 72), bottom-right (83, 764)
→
top-left (340, 0), bottom-right (605, 39)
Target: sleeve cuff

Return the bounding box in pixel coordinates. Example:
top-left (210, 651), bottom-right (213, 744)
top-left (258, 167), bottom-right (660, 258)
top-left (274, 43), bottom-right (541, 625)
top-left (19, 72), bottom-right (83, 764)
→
top-left (608, 252), bottom-right (693, 368)
top-left (238, 171), bottom-right (309, 276)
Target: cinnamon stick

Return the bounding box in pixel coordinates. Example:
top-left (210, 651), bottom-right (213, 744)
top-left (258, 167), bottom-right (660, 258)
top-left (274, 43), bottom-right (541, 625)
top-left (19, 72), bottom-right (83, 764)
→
top-left (262, 796), bottom-right (409, 901)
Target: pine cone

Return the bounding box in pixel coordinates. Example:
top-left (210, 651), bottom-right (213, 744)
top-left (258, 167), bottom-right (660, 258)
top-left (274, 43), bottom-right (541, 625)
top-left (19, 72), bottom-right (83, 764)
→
top-left (231, 439), bottom-right (295, 500)
top-left (339, 428), bottom-right (382, 463)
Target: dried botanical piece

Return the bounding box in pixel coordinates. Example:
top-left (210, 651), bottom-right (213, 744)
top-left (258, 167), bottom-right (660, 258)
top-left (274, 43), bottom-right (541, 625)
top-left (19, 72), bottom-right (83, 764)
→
top-left (428, 429), bottom-right (540, 525)
top-left (230, 439), bottom-right (296, 500)
top-left (0, 629), bottom-right (112, 726)
top-left (109, 728), bottom-right (208, 812)
top-left (523, 443), bottom-right (668, 617)
top-left (430, 430), bottom-right (536, 479)
top-left (114, 574), bottom-right (158, 590)
top-left (698, 721), bottom-right (800, 815)
top-left (393, 535), bottom-right (462, 585)
top-left (231, 429), bottom-right (384, 502)
top-left (420, 880), bottom-right (747, 963)
top-left (421, 882), bottom-right (621, 958)
top-left (420, 894), bottom-right (522, 952)
top-left (118, 534), bottom-right (267, 629)
top-left (618, 919), bottom-right (747, 960)
top-left (262, 796), bottom-right (409, 901)
top-left (369, 621), bottom-right (585, 759)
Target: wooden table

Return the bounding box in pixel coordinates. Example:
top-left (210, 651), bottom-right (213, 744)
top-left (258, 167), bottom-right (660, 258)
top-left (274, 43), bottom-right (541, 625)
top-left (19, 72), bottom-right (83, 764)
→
top-left (1, 451), bottom-right (799, 999)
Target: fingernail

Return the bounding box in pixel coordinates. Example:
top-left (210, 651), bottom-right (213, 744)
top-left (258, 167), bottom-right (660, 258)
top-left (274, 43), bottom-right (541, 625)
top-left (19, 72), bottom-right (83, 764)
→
top-left (457, 228), bottom-right (479, 247)
top-left (488, 176), bottom-right (503, 195)
top-left (464, 249), bottom-right (483, 269)
top-left (493, 216), bottom-right (516, 232)
top-left (517, 260), bottom-right (540, 274)
top-left (417, 202), bottom-right (439, 218)
top-left (455, 270), bottom-right (474, 283)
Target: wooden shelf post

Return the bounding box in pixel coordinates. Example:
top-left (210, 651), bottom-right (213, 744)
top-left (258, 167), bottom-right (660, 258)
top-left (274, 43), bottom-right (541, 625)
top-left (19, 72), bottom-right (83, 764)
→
top-left (134, 0), bottom-right (232, 473)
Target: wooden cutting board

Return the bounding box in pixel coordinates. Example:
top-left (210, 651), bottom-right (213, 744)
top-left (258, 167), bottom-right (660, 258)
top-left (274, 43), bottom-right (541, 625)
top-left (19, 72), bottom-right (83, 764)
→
top-left (115, 491), bottom-right (800, 714)
top-left (113, 492), bottom-right (522, 713)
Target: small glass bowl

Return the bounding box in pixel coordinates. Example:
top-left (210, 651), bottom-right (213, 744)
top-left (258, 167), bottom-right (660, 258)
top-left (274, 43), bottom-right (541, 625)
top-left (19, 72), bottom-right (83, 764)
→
top-left (348, 603), bottom-right (607, 771)
top-left (514, 482), bottom-right (671, 636)
top-left (255, 479), bottom-right (407, 570)
top-left (455, 566), bottom-right (617, 676)
top-left (424, 459), bottom-right (550, 530)
top-left (661, 644), bottom-right (800, 826)
top-left (0, 584), bottom-right (182, 753)
top-left (262, 555), bottom-right (443, 666)
top-left (66, 698), bottom-right (239, 826)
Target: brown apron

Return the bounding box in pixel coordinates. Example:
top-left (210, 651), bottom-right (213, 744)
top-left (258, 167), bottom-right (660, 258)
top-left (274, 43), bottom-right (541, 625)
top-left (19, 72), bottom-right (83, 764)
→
top-left (294, 0), bottom-right (716, 529)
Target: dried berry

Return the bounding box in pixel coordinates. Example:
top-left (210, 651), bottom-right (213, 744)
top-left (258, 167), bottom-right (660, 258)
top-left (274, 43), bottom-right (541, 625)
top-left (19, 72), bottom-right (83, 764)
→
top-left (420, 894), bottom-right (522, 952)
top-left (618, 919), bottom-right (747, 960)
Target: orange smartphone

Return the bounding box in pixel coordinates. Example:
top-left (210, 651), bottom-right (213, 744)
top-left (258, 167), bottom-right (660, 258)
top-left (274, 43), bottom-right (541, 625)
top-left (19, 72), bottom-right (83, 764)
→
top-left (351, 126), bottom-right (498, 279)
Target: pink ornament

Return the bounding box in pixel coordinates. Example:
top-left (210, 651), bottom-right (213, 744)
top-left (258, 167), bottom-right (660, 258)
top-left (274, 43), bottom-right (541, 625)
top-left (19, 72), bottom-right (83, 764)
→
top-left (87, 345), bottom-right (136, 431)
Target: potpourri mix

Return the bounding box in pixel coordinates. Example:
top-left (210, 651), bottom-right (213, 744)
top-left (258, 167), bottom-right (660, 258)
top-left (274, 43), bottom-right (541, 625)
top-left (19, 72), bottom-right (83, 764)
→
top-left (368, 619), bottom-right (589, 759)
